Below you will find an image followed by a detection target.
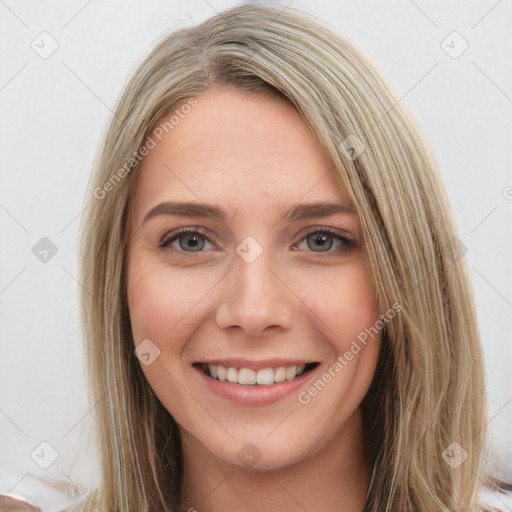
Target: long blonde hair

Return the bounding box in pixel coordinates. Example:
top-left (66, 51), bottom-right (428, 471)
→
top-left (77, 5), bottom-right (502, 511)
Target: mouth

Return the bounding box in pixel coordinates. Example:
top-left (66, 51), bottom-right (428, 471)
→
top-left (193, 362), bottom-right (320, 386)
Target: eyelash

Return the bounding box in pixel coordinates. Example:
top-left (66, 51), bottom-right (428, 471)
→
top-left (159, 226), bottom-right (355, 257)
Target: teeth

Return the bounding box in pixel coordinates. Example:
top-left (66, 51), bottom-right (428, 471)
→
top-left (203, 363), bottom-right (309, 386)
top-left (226, 367), bottom-right (238, 383)
top-left (238, 368), bottom-right (256, 385)
top-left (274, 367), bottom-right (286, 383)
top-left (285, 365), bottom-right (297, 381)
top-left (208, 364), bottom-right (217, 379)
top-left (216, 365), bottom-right (227, 382)
top-left (256, 368), bottom-right (274, 385)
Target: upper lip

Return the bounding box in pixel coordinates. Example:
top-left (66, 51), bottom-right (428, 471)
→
top-left (194, 359), bottom-right (317, 370)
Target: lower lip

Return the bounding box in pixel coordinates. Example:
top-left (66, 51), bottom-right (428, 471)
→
top-left (193, 366), bottom-right (319, 407)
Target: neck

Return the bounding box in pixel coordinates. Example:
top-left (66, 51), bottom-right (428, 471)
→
top-left (179, 408), bottom-right (372, 512)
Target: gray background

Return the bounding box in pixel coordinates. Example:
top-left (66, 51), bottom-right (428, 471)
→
top-left (1, 1), bottom-right (511, 510)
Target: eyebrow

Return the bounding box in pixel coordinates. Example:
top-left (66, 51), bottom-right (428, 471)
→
top-left (142, 200), bottom-right (356, 226)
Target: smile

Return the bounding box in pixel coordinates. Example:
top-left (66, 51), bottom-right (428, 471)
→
top-left (195, 362), bottom-right (319, 386)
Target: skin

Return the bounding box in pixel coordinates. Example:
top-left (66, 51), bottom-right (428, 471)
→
top-left (126, 88), bottom-right (382, 512)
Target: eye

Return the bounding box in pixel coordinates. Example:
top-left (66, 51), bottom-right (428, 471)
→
top-left (293, 227), bottom-right (356, 255)
top-left (160, 226), bottom-right (356, 257)
top-left (160, 227), bottom-right (218, 254)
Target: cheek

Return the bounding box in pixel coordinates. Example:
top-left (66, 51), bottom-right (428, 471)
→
top-left (127, 256), bottom-right (191, 346)
top-left (126, 251), bottom-right (223, 348)
top-left (304, 258), bottom-right (379, 350)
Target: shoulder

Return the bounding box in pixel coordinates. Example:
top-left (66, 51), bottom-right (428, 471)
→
top-left (0, 494), bottom-right (40, 511)
top-left (0, 493), bottom-right (90, 512)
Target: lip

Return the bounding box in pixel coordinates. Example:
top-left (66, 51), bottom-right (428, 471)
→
top-left (193, 361), bottom-right (320, 407)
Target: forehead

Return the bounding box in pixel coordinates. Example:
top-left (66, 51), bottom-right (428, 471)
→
top-left (130, 89), bottom-right (353, 225)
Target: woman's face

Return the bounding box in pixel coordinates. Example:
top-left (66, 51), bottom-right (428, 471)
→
top-left (126, 89), bottom-right (381, 470)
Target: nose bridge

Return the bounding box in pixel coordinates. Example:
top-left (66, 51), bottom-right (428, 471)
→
top-left (215, 243), bottom-right (295, 335)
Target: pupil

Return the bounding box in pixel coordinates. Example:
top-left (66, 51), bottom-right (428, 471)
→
top-left (180, 234), bottom-right (203, 251)
top-left (308, 233), bottom-right (332, 252)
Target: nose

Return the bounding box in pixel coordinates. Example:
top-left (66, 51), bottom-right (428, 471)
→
top-left (215, 248), bottom-right (295, 337)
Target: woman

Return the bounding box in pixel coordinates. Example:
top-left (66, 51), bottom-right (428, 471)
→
top-left (76, 4), bottom-right (510, 511)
